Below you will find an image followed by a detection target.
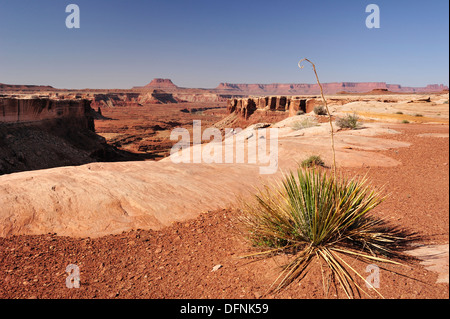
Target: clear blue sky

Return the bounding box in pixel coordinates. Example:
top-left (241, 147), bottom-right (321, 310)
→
top-left (0, 0), bottom-right (448, 89)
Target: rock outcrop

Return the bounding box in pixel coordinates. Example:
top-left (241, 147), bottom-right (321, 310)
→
top-left (0, 120), bottom-right (411, 238)
top-left (0, 97), bottom-right (141, 175)
top-left (137, 90), bottom-right (181, 104)
top-left (227, 96), bottom-right (319, 119)
top-left (0, 97), bottom-right (94, 129)
top-left (90, 93), bottom-right (141, 108)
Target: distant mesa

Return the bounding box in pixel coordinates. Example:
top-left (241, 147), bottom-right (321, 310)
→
top-left (337, 88), bottom-right (398, 95)
top-left (215, 82), bottom-right (449, 95)
top-left (133, 78), bottom-right (179, 90)
top-left (0, 83), bottom-right (55, 91)
top-left (145, 78), bottom-right (178, 89)
top-left (366, 88), bottom-right (395, 94)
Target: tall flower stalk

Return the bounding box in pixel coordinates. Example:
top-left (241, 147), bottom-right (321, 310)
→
top-left (298, 58), bottom-right (336, 177)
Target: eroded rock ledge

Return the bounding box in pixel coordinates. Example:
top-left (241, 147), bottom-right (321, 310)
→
top-left (0, 97), bottom-right (140, 175)
top-left (0, 97), bottom-right (94, 129)
top-left (227, 96), bottom-right (322, 119)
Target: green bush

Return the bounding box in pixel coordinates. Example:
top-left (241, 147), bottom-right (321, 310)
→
top-left (402, 120), bottom-right (410, 124)
top-left (313, 105), bottom-right (327, 115)
top-left (301, 155), bottom-right (325, 168)
top-left (336, 113), bottom-right (361, 130)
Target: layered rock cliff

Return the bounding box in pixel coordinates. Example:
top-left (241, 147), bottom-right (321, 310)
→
top-left (0, 97), bottom-right (94, 129)
top-left (227, 96), bottom-right (320, 119)
top-left (0, 97), bottom-right (141, 175)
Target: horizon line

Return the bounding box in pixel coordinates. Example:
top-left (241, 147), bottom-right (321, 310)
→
top-left (1, 80), bottom-right (449, 91)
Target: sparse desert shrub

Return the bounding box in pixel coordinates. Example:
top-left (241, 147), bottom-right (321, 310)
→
top-left (444, 100), bottom-right (449, 104)
top-left (238, 168), bottom-right (415, 298)
top-left (414, 113), bottom-right (423, 117)
top-left (301, 155), bottom-right (325, 168)
top-left (313, 105), bottom-right (328, 115)
top-left (336, 113), bottom-right (361, 130)
top-left (395, 111), bottom-right (403, 115)
top-left (296, 110), bottom-right (305, 116)
top-left (291, 118), bottom-right (318, 131)
top-left (402, 120), bottom-right (410, 124)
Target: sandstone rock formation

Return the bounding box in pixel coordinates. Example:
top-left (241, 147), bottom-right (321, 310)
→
top-left (136, 90), bottom-right (180, 104)
top-left (0, 97), bottom-right (142, 175)
top-left (90, 93), bottom-right (141, 108)
top-left (227, 96), bottom-right (319, 119)
top-left (134, 78), bottom-right (179, 90)
top-left (0, 97), bottom-right (94, 129)
top-left (0, 119), bottom-right (410, 238)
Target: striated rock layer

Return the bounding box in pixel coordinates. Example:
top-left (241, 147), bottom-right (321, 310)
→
top-left (227, 96), bottom-right (321, 119)
top-left (0, 97), bottom-right (141, 175)
top-left (0, 97), bottom-right (94, 129)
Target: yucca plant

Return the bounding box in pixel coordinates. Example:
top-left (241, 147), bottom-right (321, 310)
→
top-left (238, 58), bottom-right (415, 298)
top-left (238, 168), bottom-right (415, 298)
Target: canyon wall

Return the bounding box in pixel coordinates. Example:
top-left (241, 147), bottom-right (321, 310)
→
top-left (0, 97), bottom-right (94, 130)
top-left (227, 96), bottom-right (320, 119)
top-left (0, 97), bottom-right (140, 175)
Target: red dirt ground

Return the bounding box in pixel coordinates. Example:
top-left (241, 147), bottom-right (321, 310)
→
top-left (0, 123), bottom-right (448, 300)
